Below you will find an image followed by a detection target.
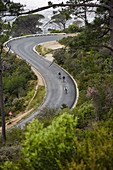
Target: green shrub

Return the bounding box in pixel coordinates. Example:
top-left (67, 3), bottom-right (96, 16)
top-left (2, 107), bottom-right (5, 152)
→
top-left (74, 102), bottom-right (95, 128)
top-left (13, 97), bottom-right (25, 111)
top-left (18, 113), bottom-right (77, 169)
top-left (50, 29), bottom-right (62, 33)
top-left (67, 24), bottom-right (80, 33)
top-left (64, 125), bottom-right (113, 170)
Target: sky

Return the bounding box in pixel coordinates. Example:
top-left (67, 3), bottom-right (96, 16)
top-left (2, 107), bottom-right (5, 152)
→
top-left (12, 0), bottom-right (94, 27)
top-left (13, 0), bottom-right (67, 10)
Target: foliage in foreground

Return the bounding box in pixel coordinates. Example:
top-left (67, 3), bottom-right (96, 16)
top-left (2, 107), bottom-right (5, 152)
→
top-left (0, 112), bottom-right (113, 170)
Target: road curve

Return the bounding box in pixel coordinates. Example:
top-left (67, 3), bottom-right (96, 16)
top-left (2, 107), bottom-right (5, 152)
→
top-left (7, 35), bottom-right (77, 127)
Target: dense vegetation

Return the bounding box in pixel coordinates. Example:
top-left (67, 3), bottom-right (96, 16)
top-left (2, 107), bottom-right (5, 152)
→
top-left (0, 0), bottom-right (113, 169)
top-left (1, 29), bottom-right (113, 170)
top-left (56, 36), bottom-right (113, 122)
top-left (0, 51), bottom-right (37, 126)
top-left (49, 24), bottom-right (83, 33)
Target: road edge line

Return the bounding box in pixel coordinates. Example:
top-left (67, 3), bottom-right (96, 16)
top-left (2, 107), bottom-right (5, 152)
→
top-left (33, 43), bottom-right (79, 109)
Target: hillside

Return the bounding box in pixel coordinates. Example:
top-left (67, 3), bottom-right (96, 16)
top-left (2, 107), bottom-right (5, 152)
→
top-left (0, 33), bottom-right (113, 169)
top-left (0, 0), bottom-right (113, 169)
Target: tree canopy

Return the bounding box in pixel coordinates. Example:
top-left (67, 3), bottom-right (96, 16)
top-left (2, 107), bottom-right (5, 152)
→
top-left (0, 0), bottom-right (24, 16)
top-left (50, 9), bottom-right (72, 30)
top-left (11, 14), bottom-right (44, 36)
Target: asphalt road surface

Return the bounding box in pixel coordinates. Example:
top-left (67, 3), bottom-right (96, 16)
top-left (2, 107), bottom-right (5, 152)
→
top-left (7, 35), bottom-right (77, 128)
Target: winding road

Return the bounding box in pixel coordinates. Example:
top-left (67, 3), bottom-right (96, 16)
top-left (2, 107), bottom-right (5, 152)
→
top-left (7, 34), bottom-right (77, 128)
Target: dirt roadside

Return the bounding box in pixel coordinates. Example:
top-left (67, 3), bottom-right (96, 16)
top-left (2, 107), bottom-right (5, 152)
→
top-left (39, 33), bottom-right (77, 62)
top-left (40, 40), bottom-right (64, 62)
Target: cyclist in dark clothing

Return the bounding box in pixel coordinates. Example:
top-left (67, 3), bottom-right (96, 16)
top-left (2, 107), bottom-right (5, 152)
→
top-left (62, 76), bottom-right (65, 82)
top-left (58, 72), bottom-right (61, 79)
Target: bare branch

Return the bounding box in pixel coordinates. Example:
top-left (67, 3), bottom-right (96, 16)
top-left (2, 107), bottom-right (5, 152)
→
top-left (18, 3), bottom-right (110, 16)
top-left (97, 29), bottom-right (109, 38)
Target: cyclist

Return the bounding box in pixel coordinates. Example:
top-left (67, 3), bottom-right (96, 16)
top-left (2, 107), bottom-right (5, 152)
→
top-left (64, 86), bottom-right (68, 94)
top-left (58, 72), bottom-right (61, 79)
top-left (62, 76), bottom-right (65, 82)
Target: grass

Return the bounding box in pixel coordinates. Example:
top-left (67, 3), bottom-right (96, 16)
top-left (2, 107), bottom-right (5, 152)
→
top-left (24, 85), bottom-right (36, 106)
top-left (29, 86), bottom-right (45, 110)
top-left (35, 45), bottom-right (52, 56)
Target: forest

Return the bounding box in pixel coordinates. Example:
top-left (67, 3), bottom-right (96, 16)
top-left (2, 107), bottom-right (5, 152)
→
top-left (0, 0), bottom-right (113, 169)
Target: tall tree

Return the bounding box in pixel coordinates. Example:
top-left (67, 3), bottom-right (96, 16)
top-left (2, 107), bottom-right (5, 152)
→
top-left (0, 0), bottom-right (24, 143)
top-left (12, 14), bottom-right (44, 36)
top-left (50, 9), bottom-right (71, 30)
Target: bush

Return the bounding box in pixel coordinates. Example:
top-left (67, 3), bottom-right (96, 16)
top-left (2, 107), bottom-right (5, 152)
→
top-left (74, 102), bottom-right (95, 128)
top-left (13, 97), bottom-right (25, 111)
top-left (3, 113), bottom-right (77, 170)
top-left (64, 125), bottom-right (113, 170)
top-left (67, 24), bottom-right (80, 33)
top-left (50, 29), bottom-right (62, 33)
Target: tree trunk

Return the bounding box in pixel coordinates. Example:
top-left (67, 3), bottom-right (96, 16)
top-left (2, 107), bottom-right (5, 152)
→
top-left (109, 0), bottom-right (113, 69)
top-left (0, 47), bottom-right (6, 143)
top-left (84, 6), bottom-right (88, 26)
